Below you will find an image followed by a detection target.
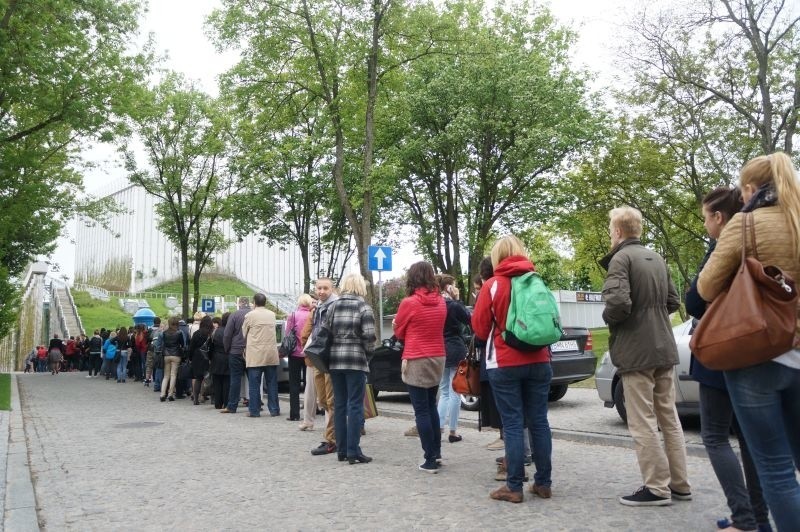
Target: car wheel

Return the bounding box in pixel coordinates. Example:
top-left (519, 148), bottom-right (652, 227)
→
top-left (613, 380), bottom-right (627, 424)
top-left (460, 394), bottom-right (480, 411)
top-left (547, 384), bottom-right (568, 402)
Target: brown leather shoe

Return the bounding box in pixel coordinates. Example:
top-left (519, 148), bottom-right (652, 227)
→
top-left (490, 486), bottom-right (523, 503)
top-left (529, 484), bottom-right (552, 499)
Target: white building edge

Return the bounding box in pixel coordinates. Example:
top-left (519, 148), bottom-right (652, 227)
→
top-left (74, 178), bottom-right (320, 312)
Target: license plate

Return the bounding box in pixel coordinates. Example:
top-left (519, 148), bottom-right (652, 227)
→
top-left (550, 340), bottom-right (578, 353)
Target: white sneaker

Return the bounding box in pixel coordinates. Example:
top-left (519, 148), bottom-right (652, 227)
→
top-left (85, 375), bottom-right (92, 379)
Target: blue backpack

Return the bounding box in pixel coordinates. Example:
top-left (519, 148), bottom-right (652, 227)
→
top-left (104, 341), bottom-right (117, 360)
top-left (503, 272), bottom-right (562, 351)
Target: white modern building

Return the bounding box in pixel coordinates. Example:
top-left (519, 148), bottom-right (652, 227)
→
top-left (74, 178), bottom-right (321, 306)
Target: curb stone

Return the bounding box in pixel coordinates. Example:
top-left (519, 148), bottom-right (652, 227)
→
top-left (4, 375), bottom-right (39, 531)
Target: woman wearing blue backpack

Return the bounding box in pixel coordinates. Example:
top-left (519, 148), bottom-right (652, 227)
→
top-left (472, 234), bottom-right (554, 504)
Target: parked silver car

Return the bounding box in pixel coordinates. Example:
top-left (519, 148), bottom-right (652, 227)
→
top-left (595, 318), bottom-right (699, 423)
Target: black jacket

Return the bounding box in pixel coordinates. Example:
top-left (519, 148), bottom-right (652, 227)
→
top-left (209, 326), bottom-right (229, 375)
top-left (443, 299), bottom-right (471, 367)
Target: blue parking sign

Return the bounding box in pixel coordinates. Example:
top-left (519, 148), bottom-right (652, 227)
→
top-left (201, 298), bottom-right (215, 313)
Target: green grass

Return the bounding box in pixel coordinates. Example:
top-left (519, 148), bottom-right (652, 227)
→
top-left (571, 327), bottom-right (608, 390)
top-left (75, 275), bottom-right (284, 331)
top-left (0, 374), bottom-right (11, 411)
top-left (72, 291), bottom-right (135, 334)
top-left (146, 274), bottom-right (253, 298)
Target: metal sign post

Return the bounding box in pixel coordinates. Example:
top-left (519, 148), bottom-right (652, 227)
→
top-left (378, 270), bottom-right (383, 339)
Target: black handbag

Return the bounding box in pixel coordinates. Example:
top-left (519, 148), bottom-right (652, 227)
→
top-left (304, 304), bottom-right (337, 373)
top-left (278, 312), bottom-right (298, 357)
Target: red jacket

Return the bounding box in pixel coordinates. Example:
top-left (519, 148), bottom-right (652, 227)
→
top-left (471, 255), bottom-right (550, 369)
top-left (394, 288), bottom-right (446, 360)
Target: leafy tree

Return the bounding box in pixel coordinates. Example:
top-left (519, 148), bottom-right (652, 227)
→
top-left (387, 1), bottom-right (603, 293)
top-left (210, 0), bottom-right (446, 317)
top-left (124, 75), bottom-right (239, 317)
top-left (626, 0), bottom-right (799, 159)
top-left (0, 0), bottom-right (148, 336)
top-left (225, 92), bottom-right (355, 292)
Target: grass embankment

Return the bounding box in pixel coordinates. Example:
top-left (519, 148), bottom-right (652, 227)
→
top-left (72, 290), bottom-right (134, 334)
top-left (0, 374), bottom-right (11, 410)
top-left (74, 275), bottom-right (269, 332)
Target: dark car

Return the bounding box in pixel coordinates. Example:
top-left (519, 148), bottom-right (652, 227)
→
top-left (367, 326), bottom-right (596, 410)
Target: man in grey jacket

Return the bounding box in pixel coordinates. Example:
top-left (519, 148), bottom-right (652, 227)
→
top-left (221, 296), bottom-right (251, 414)
top-left (600, 206), bottom-right (691, 507)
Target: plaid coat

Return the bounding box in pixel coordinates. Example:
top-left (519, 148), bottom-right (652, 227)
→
top-left (326, 294), bottom-right (376, 372)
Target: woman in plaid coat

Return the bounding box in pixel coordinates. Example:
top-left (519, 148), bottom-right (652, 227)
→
top-left (327, 273), bottom-right (377, 464)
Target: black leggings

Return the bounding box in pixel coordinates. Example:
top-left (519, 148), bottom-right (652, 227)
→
top-left (212, 373), bottom-right (230, 409)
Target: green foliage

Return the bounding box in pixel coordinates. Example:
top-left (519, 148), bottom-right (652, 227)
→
top-left (124, 74), bottom-right (239, 317)
top-left (0, 374), bottom-right (10, 411)
top-left (0, 0), bottom-right (148, 334)
top-left (72, 292), bottom-right (134, 334)
top-left (385, 0), bottom-right (604, 288)
top-left (381, 276), bottom-right (407, 315)
top-left (146, 274), bottom-right (254, 298)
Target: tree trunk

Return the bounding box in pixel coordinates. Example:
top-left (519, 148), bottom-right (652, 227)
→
top-left (180, 244), bottom-right (190, 318)
top-left (192, 266), bottom-right (202, 316)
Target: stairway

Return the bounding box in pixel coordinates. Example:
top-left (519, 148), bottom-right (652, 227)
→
top-left (54, 286), bottom-right (83, 338)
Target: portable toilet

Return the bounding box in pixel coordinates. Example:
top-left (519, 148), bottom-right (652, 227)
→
top-left (132, 308), bottom-right (156, 328)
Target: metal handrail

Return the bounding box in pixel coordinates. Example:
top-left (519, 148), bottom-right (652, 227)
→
top-left (50, 284), bottom-right (70, 338)
top-left (64, 285), bottom-right (85, 336)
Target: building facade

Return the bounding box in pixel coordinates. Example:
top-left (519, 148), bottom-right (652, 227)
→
top-left (74, 179), bottom-right (314, 299)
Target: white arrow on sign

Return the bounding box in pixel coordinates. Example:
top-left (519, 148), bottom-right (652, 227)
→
top-left (374, 247), bottom-right (387, 270)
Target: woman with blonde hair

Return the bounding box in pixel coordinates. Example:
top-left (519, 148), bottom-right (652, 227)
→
top-left (284, 293), bottom-right (313, 422)
top-left (698, 152), bottom-right (800, 531)
top-left (317, 274), bottom-right (376, 464)
top-left (472, 235), bottom-right (553, 503)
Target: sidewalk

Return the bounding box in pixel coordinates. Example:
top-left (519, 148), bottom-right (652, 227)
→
top-left (16, 372), bottom-right (730, 531)
top-left (2, 375), bottom-right (40, 531)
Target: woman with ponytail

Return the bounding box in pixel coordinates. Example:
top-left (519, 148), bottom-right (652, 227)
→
top-left (698, 153), bottom-right (800, 531)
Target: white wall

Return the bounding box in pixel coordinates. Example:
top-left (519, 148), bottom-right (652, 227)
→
top-left (74, 181), bottom-right (309, 296)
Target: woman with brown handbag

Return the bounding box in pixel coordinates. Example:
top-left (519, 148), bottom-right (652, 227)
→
top-left (436, 274), bottom-right (471, 444)
top-left (686, 187), bottom-right (771, 532)
top-left (697, 152), bottom-right (800, 531)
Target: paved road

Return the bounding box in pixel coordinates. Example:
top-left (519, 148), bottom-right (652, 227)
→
top-left (18, 373), bottom-right (729, 531)
top-left (375, 387), bottom-right (703, 444)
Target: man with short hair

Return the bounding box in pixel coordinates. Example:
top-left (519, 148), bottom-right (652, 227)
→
top-left (221, 296), bottom-right (252, 414)
top-left (601, 206), bottom-right (691, 507)
top-left (242, 293), bottom-right (280, 417)
top-left (309, 278), bottom-right (339, 456)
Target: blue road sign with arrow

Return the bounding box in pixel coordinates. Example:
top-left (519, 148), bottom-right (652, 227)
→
top-left (368, 245), bottom-right (392, 272)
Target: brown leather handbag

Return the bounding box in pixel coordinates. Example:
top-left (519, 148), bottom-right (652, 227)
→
top-left (452, 338), bottom-right (481, 395)
top-left (690, 212), bottom-right (799, 370)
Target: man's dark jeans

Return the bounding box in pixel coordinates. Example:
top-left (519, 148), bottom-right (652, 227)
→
top-left (227, 354), bottom-right (246, 412)
top-left (407, 383), bottom-right (441, 467)
top-left (249, 366), bottom-right (278, 416)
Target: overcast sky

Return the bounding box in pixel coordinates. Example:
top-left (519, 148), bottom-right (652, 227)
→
top-left (53, 0), bottom-right (631, 281)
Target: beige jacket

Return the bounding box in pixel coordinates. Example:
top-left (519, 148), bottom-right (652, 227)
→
top-left (242, 306), bottom-right (279, 367)
top-left (697, 206), bottom-right (800, 340)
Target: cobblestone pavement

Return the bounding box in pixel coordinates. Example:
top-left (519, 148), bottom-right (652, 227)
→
top-left (18, 373), bottom-right (731, 531)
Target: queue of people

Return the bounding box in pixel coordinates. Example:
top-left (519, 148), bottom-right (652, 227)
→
top-left (23, 151), bottom-right (798, 530)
